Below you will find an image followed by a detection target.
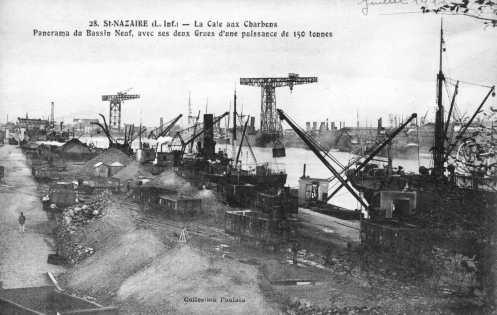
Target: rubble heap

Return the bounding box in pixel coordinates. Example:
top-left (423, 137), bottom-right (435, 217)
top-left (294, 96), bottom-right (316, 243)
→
top-left (55, 190), bottom-right (112, 264)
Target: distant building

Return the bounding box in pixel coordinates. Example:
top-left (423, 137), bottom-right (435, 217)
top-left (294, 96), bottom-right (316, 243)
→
top-left (17, 117), bottom-right (49, 130)
top-left (73, 118), bottom-right (99, 134)
top-left (73, 118), bottom-right (99, 125)
top-left (16, 116), bottom-right (49, 140)
top-left (319, 122), bottom-right (326, 132)
top-left (93, 161), bottom-right (125, 177)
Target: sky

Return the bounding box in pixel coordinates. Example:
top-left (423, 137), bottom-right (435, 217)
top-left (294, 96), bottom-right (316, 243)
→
top-left (0, 0), bottom-right (496, 128)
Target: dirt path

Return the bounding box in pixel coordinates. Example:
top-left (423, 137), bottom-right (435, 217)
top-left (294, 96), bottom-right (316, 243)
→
top-left (298, 208), bottom-right (360, 243)
top-left (0, 144), bottom-right (64, 289)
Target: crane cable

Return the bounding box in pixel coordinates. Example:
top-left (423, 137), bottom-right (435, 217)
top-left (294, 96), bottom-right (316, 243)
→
top-left (237, 114), bottom-right (257, 164)
top-left (447, 77), bottom-right (494, 89)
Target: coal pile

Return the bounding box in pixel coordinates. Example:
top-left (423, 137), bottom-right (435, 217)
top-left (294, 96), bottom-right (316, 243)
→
top-left (116, 245), bottom-right (272, 314)
top-left (62, 231), bottom-right (166, 299)
top-left (112, 161), bottom-right (152, 182)
top-left (148, 169), bottom-right (195, 194)
top-left (79, 148), bottom-right (132, 176)
top-left (55, 190), bottom-right (112, 264)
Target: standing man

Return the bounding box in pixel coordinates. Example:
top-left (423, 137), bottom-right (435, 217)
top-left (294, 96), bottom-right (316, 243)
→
top-left (291, 241), bottom-right (300, 265)
top-left (18, 212), bottom-right (26, 233)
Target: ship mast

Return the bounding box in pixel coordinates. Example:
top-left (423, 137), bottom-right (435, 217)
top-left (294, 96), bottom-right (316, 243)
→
top-left (433, 19), bottom-right (445, 177)
top-left (232, 89), bottom-right (237, 164)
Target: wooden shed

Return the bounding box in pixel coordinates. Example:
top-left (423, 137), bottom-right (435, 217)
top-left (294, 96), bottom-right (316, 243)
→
top-left (108, 161), bottom-right (125, 176)
top-left (158, 195), bottom-right (202, 216)
top-left (131, 185), bottom-right (175, 205)
top-left (298, 177), bottom-right (329, 206)
top-left (81, 177), bottom-right (120, 192)
top-left (93, 162), bottom-right (110, 177)
top-left (224, 210), bottom-right (291, 244)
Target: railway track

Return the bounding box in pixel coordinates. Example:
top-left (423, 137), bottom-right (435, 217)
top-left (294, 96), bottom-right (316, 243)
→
top-left (131, 210), bottom-right (228, 243)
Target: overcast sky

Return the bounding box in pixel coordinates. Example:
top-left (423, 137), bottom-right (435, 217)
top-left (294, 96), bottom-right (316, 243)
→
top-left (1, 0), bottom-right (496, 128)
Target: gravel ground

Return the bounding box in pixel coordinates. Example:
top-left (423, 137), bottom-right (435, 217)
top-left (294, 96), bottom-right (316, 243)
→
top-left (0, 145), bottom-right (65, 289)
top-left (2, 143), bottom-right (488, 313)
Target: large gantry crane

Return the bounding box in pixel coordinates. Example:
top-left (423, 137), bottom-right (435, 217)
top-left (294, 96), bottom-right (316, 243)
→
top-left (102, 89), bottom-right (140, 131)
top-left (240, 73), bottom-right (317, 157)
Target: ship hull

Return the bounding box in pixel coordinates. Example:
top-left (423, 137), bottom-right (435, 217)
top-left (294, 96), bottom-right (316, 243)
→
top-left (207, 173), bottom-right (287, 189)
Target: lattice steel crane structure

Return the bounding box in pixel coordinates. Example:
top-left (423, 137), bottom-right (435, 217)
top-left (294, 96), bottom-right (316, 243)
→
top-left (240, 73), bottom-right (317, 142)
top-left (101, 89), bottom-right (140, 131)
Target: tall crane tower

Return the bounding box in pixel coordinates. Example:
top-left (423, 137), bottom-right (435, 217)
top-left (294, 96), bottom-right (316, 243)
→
top-left (101, 89), bottom-right (140, 131)
top-left (240, 73), bottom-right (317, 141)
top-left (50, 101), bottom-right (55, 129)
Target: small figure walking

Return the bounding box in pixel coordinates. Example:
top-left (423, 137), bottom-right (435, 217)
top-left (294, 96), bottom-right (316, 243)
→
top-left (18, 212), bottom-right (26, 233)
top-left (291, 241), bottom-right (300, 265)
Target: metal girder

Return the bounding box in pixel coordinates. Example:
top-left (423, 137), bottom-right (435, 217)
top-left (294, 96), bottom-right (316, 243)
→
top-left (102, 92), bottom-right (140, 131)
top-left (102, 94), bottom-right (140, 101)
top-left (235, 119), bottom-right (249, 165)
top-left (444, 85), bottom-right (495, 161)
top-left (327, 113), bottom-right (417, 201)
top-left (240, 74), bottom-right (317, 140)
top-left (260, 85), bottom-right (281, 135)
top-left (148, 114), bottom-right (183, 139)
top-left (277, 108), bottom-right (368, 209)
top-left (109, 101), bottom-right (121, 130)
top-left (240, 75), bottom-right (317, 90)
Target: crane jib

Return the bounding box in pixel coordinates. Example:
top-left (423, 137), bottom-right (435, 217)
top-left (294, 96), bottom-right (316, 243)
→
top-left (102, 94), bottom-right (140, 101)
top-left (277, 108), bottom-right (368, 209)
